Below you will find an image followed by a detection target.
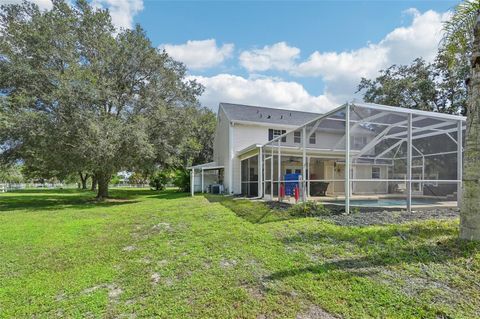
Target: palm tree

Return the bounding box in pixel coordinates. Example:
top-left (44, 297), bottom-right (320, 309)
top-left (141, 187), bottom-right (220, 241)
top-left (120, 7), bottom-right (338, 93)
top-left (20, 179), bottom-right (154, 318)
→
top-left (443, 0), bottom-right (480, 240)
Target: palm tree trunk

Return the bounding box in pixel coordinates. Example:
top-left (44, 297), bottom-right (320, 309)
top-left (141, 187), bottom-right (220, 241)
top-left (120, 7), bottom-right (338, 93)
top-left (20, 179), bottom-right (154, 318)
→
top-left (461, 12), bottom-right (480, 241)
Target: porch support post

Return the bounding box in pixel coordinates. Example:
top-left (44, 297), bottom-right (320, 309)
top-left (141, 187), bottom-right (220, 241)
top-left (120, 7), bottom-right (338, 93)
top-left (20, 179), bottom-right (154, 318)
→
top-left (191, 168), bottom-right (195, 197)
top-left (345, 104), bottom-right (350, 214)
top-left (421, 155), bottom-right (425, 194)
top-left (271, 146), bottom-right (273, 199)
top-left (307, 156), bottom-right (311, 198)
top-left (302, 127), bottom-right (307, 202)
top-left (277, 139), bottom-right (281, 201)
top-left (259, 147), bottom-right (263, 198)
top-left (201, 168), bottom-right (204, 193)
top-left (457, 120), bottom-right (463, 207)
top-left (407, 113), bottom-right (412, 212)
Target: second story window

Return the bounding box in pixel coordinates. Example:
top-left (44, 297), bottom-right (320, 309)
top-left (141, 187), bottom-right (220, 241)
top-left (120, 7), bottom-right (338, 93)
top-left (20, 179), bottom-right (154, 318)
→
top-left (309, 132), bottom-right (316, 144)
top-left (268, 129), bottom-right (286, 142)
top-left (353, 136), bottom-right (367, 148)
top-left (294, 131), bottom-right (301, 143)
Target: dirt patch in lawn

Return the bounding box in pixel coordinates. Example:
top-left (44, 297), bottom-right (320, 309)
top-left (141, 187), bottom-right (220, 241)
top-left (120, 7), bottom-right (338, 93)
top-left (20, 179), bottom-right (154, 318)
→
top-left (122, 245), bottom-right (137, 252)
top-left (82, 283), bottom-right (123, 302)
top-left (296, 305), bottom-right (338, 319)
top-left (86, 198), bottom-right (136, 204)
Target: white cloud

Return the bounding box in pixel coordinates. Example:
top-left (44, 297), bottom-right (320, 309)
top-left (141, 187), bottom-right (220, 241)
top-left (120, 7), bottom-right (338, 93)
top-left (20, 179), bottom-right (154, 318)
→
top-left (239, 42), bottom-right (300, 72)
top-left (293, 9), bottom-right (450, 101)
top-left (2, 0), bottom-right (143, 29)
top-left (230, 9), bottom-right (449, 106)
top-left (198, 9), bottom-right (449, 111)
top-left (1, 0), bottom-right (53, 10)
top-left (189, 74), bottom-right (337, 113)
top-left (92, 0), bottom-right (144, 30)
top-left (160, 39), bottom-right (234, 70)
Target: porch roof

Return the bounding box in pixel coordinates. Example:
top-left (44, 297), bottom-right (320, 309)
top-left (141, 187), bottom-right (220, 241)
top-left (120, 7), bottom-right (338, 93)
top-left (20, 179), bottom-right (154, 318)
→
top-left (236, 144), bottom-right (263, 157)
top-left (187, 162), bottom-right (224, 170)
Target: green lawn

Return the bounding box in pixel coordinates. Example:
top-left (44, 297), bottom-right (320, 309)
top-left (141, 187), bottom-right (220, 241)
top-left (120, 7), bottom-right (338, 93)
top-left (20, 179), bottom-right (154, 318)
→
top-left (0, 189), bottom-right (479, 318)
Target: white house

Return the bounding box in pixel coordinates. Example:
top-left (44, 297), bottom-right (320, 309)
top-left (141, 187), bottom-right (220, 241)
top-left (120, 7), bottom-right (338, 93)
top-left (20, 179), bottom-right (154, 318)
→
top-left (191, 103), bottom-right (320, 195)
top-left (189, 101), bottom-right (465, 211)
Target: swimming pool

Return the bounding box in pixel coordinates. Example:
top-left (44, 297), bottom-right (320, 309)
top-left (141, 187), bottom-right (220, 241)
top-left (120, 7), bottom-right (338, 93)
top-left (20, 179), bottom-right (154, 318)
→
top-left (324, 198), bottom-right (446, 207)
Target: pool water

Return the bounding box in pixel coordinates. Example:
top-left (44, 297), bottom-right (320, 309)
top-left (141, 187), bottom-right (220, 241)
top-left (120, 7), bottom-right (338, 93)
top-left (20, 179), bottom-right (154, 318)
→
top-left (326, 198), bottom-right (443, 207)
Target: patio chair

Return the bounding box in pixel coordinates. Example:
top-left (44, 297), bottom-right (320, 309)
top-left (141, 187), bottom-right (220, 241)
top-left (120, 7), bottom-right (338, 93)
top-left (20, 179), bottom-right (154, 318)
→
top-left (310, 182), bottom-right (329, 196)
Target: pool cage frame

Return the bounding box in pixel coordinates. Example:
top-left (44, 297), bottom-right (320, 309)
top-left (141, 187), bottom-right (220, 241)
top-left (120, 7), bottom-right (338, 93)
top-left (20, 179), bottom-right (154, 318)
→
top-left (260, 102), bottom-right (466, 213)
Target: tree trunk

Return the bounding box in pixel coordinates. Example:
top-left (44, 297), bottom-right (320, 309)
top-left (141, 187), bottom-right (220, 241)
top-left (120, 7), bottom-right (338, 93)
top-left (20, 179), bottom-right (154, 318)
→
top-left (461, 12), bottom-right (480, 241)
top-left (79, 171), bottom-right (89, 190)
top-left (91, 174), bottom-right (98, 191)
top-left (96, 172), bottom-right (111, 200)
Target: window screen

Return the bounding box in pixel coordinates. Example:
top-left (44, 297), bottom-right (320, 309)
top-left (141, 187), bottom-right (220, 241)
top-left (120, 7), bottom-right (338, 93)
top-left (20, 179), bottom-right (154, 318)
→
top-left (294, 131), bottom-right (301, 143)
top-left (268, 129), bottom-right (286, 142)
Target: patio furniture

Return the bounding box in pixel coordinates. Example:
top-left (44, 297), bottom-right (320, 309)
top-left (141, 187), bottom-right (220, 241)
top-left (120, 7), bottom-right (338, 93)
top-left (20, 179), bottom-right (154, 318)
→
top-left (310, 182), bottom-right (329, 196)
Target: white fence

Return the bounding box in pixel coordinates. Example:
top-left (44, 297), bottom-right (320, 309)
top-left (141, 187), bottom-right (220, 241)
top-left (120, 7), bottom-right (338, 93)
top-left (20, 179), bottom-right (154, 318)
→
top-left (0, 183), bottom-right (77, 192)
top-left (0, 182), bottom-right (156, 192)
top-left (112, 183), bottom-right (150, 188)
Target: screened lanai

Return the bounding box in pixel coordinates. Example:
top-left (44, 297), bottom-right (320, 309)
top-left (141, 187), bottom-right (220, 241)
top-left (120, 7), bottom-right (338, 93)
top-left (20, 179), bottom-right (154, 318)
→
top-left (250, 102), bottom-right (466, 213)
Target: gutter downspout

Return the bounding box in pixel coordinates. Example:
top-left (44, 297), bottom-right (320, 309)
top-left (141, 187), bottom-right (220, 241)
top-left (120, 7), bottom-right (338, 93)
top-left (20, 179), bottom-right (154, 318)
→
top-left (258, 146), bottom-right (263, 198)
top-left (228, 122), bottom-right (234, 194)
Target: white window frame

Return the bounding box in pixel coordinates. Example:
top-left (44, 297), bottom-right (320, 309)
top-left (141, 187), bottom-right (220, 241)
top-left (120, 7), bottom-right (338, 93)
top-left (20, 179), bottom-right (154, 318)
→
top-left (309, 132), bottom-right (316, 144)
top-left (273, 129), bottom-right (283, 139)
top-left (269, 128), bottom-right (286, 142)
top-left (353, 136), bottom-right (367, 148)
top-left (294, 131), bottom-right (301, 144)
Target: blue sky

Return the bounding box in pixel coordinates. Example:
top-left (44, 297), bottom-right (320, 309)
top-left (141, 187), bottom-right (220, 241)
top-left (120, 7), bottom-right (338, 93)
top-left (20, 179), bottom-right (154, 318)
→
top-left (11, 0), bottom-right (460, 112)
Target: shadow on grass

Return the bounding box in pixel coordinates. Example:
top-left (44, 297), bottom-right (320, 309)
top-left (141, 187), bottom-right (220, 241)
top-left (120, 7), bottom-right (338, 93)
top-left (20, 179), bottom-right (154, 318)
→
top-left (6, 188), bottom-right (89, 194)
top-left (0, 188), bottom-right (149, 212)
top-left (147, 190), bottom-right (190, 200)
top-left (268, 223), bottom-right (480, 281)
top-left (204, 194), bottom-right (302, 224)
top-left (0, 196), bottom-right (140, 212)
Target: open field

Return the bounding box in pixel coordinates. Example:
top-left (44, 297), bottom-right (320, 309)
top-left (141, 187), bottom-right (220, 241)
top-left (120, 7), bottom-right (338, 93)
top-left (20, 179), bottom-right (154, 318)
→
top-left (0, 189), bottom-right (479, 318)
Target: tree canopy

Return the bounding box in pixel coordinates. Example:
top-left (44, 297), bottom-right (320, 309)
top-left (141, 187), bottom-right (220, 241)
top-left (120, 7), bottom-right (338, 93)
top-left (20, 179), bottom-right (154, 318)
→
top-left (357, 56), bottom-right (468, 115)
top-left (0, 0), bottom-right (214, 198)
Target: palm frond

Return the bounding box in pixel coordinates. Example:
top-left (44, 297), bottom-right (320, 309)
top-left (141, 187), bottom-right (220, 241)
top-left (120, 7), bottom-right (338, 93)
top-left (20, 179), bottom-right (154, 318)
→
top-left (441, 0), bottom-right (480, 66)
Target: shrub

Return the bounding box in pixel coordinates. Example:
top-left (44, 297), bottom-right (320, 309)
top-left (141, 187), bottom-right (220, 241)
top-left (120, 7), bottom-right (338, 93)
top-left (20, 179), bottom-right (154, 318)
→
top-left (149, 171), bottom-right (171, 191)
top-left (173, 169), bottom-right (190, 192)
top-left (129, 172), bottom-right (147, 185)
top-left (110, 175), bottom-right (121, 185)
top-left (289, 201), bottom-right (331, 217)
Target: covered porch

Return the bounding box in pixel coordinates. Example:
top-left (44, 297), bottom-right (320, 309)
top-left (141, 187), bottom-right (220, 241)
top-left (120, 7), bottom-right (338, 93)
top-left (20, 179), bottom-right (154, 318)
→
top-left (188, 162), bottom-right (224, 195)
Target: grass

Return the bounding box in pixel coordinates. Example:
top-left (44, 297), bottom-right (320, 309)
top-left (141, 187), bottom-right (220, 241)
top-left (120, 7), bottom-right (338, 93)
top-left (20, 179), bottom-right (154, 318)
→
top-left (0, 189), bottom-right (479, 318)
top-left (205, 195), bottom-right (335, 224)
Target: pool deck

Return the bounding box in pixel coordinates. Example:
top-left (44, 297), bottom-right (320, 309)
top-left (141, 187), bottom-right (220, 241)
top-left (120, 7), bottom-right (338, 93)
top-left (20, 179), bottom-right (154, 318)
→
top-left (271, 194), bottom-right (458, 209)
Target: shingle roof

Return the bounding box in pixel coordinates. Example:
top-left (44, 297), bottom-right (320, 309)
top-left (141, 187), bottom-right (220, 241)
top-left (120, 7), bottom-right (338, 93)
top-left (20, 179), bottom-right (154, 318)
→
top-left (220, 102), bottom-right (321, 126)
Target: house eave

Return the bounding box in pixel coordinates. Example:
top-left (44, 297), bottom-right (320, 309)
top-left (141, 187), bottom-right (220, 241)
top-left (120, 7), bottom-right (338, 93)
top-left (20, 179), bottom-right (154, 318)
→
top-left (236, 144), bottom-right (263, 157)
top-left (230, 120), bottom-right (300, 129)
top-left (187, 162), bottom-right (224, 170)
